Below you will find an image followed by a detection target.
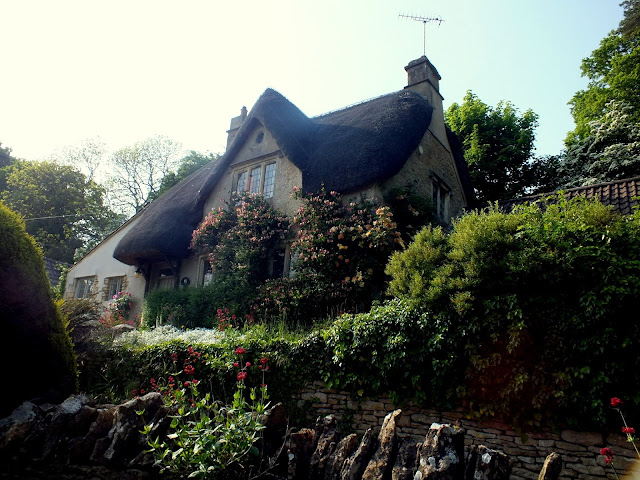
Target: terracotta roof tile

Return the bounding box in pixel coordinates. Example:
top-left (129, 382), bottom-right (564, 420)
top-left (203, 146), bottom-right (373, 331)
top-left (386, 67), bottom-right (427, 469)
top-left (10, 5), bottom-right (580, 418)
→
top-left (501, 176), bottom-right (640, 215)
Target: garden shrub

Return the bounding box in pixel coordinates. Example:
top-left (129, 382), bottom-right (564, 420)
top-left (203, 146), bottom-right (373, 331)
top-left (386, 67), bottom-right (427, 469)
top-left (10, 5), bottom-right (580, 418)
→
top-left (255, 189), bottom-right (403, 322)
top-left (142, 278), bottom-right (255, 329)
top-left (386, 195), bottom-right (640, 427)
top-left (0, 201), bottom-right (77, 415)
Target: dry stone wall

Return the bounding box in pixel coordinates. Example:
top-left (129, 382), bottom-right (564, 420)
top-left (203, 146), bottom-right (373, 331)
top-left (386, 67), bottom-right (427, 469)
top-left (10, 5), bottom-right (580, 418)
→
top-left (297, 381), bottom-right (637, 479)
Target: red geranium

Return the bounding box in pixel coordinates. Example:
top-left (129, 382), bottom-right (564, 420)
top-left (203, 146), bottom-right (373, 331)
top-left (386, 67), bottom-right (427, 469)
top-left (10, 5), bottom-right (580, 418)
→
top-left (237, 371), bottom-right (247, 381)
top-left (623, 427), bottom-right (635, 435)
top-left (235, 347), bottom-right (246, 355)
top-left (611, 397), bottom-right (623, 408)
top-left (184, 365), bottom-right (195, 375)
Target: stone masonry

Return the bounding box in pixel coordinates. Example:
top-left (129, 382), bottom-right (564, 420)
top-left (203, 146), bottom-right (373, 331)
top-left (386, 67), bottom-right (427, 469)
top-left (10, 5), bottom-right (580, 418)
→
top-left (297, 381), bottom-right (638, 479)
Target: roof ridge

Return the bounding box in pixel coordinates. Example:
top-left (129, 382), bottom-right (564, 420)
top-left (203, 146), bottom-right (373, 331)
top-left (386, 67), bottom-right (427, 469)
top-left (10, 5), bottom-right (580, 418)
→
top-left (312, 90), bottom-right (406, 120)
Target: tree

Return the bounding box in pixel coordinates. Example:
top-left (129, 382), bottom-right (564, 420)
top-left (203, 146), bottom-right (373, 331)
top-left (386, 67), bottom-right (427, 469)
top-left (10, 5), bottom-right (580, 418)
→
top-left (0, 142), bottom-right (13, 169)
top-left (567, 11), bottom-right (640, 145)
top-left (149, 150), bottom-right (218, 201)
top-left (560, 101), bottom-right (640, 187)
top-left (108, 135), bottom-right (182, 214)
top-left (1, 161), bottom-right (122, 263)
top-left (445, 91), bottom-right (540, 202)
top-left (620, 0), bottom-right (640, 39)
top-left (58, 136), bottom-right (107, 183)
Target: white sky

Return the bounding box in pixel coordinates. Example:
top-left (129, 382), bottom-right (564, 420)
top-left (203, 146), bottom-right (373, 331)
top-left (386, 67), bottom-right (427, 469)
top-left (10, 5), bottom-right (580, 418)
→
top-left (0, 0), bottom-right (624, 162)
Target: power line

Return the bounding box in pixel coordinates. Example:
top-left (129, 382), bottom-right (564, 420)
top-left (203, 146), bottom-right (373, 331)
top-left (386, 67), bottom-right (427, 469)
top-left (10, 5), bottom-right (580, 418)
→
top-left (23, 214), bottom-right (81, 222)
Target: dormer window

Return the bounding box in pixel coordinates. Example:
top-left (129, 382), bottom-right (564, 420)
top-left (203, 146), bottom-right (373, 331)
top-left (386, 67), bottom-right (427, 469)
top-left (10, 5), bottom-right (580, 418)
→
top-left (234, 161), bottom-right (277, 198)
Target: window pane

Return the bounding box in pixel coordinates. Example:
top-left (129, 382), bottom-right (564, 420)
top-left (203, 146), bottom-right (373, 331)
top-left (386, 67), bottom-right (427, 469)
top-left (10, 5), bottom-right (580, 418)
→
top-left (263, 163), bottom-right (276, 198)
top-left (75, 277), bottom-right (93, 298)
top-left (108, 277), bottom-right (123, 298)
top-left (249, 166), bottom-right (261, 194)
top-left (236, 171), bottom-right (248, 193)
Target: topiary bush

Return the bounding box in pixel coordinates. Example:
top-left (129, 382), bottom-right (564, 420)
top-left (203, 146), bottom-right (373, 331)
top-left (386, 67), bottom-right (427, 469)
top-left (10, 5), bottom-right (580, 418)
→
top-left (386, 195), bottom-right (640, 427)
top-left (0, 202), bottom-right (77, 416)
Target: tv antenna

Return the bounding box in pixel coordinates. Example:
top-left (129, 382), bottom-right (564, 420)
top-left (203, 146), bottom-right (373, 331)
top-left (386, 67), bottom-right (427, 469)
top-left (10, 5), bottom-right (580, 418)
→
top-left (398, 14), bottom-right (444, 56)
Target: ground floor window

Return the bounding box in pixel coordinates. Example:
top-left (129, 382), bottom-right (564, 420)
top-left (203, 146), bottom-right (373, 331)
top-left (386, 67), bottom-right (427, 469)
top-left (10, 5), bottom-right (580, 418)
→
top-left (107, 276), bottom-right (124, 299)
top-left (74, 277), bottom-right (94, 298)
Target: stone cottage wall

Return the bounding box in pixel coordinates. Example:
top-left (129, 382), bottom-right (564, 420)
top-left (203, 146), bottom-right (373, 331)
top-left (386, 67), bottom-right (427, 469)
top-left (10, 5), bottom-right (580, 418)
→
top-left (296, 381), bottom-right (637, 480)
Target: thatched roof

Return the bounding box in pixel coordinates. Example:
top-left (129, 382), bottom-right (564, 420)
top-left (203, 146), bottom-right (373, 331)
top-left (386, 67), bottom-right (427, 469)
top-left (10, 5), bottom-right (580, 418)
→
top-left (114, 87), bottom-right (466, 265)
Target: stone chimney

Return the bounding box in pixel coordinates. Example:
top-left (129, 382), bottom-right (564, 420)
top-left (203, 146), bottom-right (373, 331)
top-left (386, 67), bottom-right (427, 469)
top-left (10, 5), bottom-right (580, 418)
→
top-left (226, 106), bottom-right (248, 150)
top-left (404, 56), bottom-right (448, 147)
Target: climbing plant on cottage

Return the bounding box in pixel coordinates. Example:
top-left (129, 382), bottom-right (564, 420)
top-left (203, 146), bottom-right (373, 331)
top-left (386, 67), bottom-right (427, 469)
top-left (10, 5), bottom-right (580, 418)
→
top-left (254, 189), bottom-right (404, 322)
top-left (191, 192), bottom-right (289, 286)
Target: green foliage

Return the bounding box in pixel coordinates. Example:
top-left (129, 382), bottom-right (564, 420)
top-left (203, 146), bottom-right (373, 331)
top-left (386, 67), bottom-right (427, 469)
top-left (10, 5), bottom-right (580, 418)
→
top-left (142, 347), bottom-right (269, 479)
top-left (101, 291), bottom-right (138, 327)
top-left (142, 280), bottom-right (255, 329)
top-left (192, 193), bottom-right (289, 287)
top-left (254, 189), bottom-right (402, 322)
top-left (0, 202), bottom-right (77, 415)
top-left (0, 160), bottom-right (122, 263)
top-left (567, 15), bottom-right (640, 146)
top-left (387, 196), bottom-right (640, 427)
top-left (384, 186), bottom-right (436, 243)
top-left (445, 90), bottom-right (539, 202)
top-left (560, 101), bottom-right (640, 187)
top-left (150, 151), bottom-right (219, 201)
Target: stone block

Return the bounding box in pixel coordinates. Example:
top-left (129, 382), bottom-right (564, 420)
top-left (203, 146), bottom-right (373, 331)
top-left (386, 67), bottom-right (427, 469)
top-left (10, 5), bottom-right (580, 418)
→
top-left (538, 439), bottom-right (555, 448)
top-left (360, 400), bottom-right (385, 411)
top-left (560, 429), bottom-right (602, 446)
top-left (553, 441), bottom-right (588, 452)
top-left (510, 466), bottom-right (539, 479)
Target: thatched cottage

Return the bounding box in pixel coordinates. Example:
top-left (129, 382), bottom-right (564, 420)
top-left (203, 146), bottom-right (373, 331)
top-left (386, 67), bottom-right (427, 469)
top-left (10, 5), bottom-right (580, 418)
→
top-left (64, 56), bottom-right (476, 309)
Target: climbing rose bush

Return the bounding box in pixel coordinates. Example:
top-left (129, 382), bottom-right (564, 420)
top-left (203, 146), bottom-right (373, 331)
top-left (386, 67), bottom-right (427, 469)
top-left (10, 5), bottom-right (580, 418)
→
top-left (191, 192), bottom-right (289, 286)
top-left (254, 188), bottom-right (403, 321)
top-left (101, 291), bottom-right (137, 327)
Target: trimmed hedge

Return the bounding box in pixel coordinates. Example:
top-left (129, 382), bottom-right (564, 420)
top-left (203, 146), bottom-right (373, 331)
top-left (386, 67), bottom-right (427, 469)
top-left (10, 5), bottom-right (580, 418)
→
top-left (0, 202), bottom-right (77, 415)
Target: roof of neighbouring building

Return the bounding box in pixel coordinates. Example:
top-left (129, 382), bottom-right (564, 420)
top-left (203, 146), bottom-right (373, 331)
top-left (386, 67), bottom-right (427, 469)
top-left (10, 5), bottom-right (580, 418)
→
top-left (500, 176), bottom-right (640, 215)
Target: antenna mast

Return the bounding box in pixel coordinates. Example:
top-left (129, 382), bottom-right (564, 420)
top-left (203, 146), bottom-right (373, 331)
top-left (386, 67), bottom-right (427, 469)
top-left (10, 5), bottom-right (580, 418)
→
top-left (398, 14), bottom-right (444, 56)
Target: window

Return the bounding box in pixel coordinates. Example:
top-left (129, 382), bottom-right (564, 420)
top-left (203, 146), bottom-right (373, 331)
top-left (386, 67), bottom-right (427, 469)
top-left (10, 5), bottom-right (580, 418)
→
top-left (201, 258), bottom-right (214, 286)
top-left (432, 177), bottom-right (450, 220)
top-left (107, 276), bottom-right (124, 299)
top-left (155, 267), bottom-right (176, 291)
top-left (74, 277), bottom-right (94, 299)
top-left (234, 161), bottom-right (277, 198)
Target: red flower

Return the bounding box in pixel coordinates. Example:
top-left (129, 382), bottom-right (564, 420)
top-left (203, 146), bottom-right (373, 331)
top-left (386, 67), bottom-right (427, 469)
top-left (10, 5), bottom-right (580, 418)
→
top-left (600, 447), bottom-right (614, 461)
top-left (171, 353), bottom-right (178, 361)
top-left (184, 365), bottom-right (195, 375)
top-left (246, 362), bottom-right (251, 367)
top-left (132, 389), bottom-right (138, 397)
top-left (235, 347), bottom-right (246, 355)
top-left (611, 397), bottom-right (623, 408)
top-left (623, 427), bottom-right (635, 435)
top-left (140, 389), bottom-right (145, 394)
top-left (237, 371), bottom-right (247, 381)
top-left (233, 362), bottom-right (239, 367)
top-left (605, 456), bottom-right (613, 464)
top-left (258, 365), bottom-right (263, 370)
top-left (260, 357), bottom-right (268, 364)
top-left (184, 381), bottom-right (190, 387)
